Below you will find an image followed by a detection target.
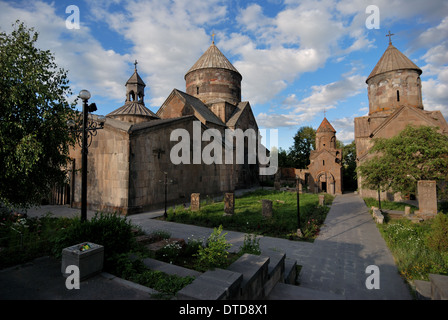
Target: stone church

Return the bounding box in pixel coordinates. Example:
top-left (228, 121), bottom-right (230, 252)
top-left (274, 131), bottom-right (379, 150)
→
top-left (355, 37), bottom-right (448, 199)
top-left (68, 41), bottom-right (260, 214)
top-left (307, 117), bottom-right (343, 195)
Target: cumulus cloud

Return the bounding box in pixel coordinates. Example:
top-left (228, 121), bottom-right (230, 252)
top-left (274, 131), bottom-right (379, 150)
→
top-left (257, 72), bottom-right (365, 131)
top-left (0, 0), bottom-right (131, 106)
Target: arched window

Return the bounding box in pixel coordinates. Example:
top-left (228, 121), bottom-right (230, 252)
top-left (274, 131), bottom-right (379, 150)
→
top-left (129, 90), bottom-right (135, 101)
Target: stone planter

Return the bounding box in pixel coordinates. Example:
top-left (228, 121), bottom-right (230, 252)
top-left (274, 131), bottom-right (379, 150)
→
top-left (61, 242), bottom-right (104, 281)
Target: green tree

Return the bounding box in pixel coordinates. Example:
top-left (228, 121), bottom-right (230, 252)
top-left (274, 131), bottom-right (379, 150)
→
top-left (289, 126), bottom-right (316, 168)
top-left (0, 21), bottom-right (75, 209)
top-left (357, 125), bottom-right (448, 198)
top-left (277, 147), bottom-right (295, 168)
top-left (342, 141), bottom-right (358, 191)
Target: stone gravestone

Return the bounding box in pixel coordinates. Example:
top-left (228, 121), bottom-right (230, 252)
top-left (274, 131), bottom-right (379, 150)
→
top-left (319, 194), bottom-right (325, 206)
top-left (190, 193), bottom-right (200, 211)
top-left (404, 206), bottom-right (411, 216)
top-left (415, 180), bottom-right (437, 219)
top-left (224, 192), bottom-right (234, 215)
top-left (262, 199), bottom-right (273, 218)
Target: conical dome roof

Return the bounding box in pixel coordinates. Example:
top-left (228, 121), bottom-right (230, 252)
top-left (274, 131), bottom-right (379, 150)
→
top-left (185, 43), bottom-right (240, 78)
top-left (317, 117), bottom-right (336, 133)
top-left (107, 102), bottom-right (158, 119)
top-left (126, 70), bottom-right (146, 86)
top-left (366, 44), bottom-right (422, 83)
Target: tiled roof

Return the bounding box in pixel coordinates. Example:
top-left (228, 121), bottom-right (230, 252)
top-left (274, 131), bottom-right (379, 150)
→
top-left (226, 101), bottom-right (249, 128)
top-left (367, 44), bottom-right (422, 82)
top-left (107, 102), bottom-right (159, 118)
top-left (316, 117), bottom-right (336, 133)
top-left (185, 43), bottom-right (240, 77)
top-left (174, 89), bottom-right (225, 126)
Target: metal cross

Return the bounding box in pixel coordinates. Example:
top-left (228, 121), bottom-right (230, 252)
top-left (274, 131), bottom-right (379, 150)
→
top-left (134, 59), bottom-right (138, 70)
top-left (212, 32), bottom-right (215, 44)
top-left (386, 31), bottom-right (394, 45)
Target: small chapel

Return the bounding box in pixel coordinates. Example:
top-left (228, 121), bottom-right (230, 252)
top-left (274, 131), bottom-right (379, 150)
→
top-left (307, 117), bottom-right (343, 195)
top-left (67, 40), bottom-right (260, 214)
top-left (355, 33), bottom-right (448, 200)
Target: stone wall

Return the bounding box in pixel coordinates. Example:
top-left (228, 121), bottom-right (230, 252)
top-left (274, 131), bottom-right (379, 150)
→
top-left (70, 123), bottom-right (131, 214)
top-left (128, 119), bottom-right (235, 213)
top-left (185, 68), bottom-right (241, 106)
top-left (367, 69), bottom-right (423, 115)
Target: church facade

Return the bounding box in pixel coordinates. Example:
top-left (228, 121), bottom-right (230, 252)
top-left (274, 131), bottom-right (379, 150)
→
top-left (355, 38), bottom-right (448, 199)
top-left (68, 42), bottom-right (260, 214)
top-left (307, 117), bottom-right (343, 195)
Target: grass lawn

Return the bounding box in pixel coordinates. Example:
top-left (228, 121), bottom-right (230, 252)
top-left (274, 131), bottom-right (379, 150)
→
top-left (364, 197), bottom-right (448, 284)
top-left (164, 189), bottom-right (334, 241)
top-left (363, 197), bottom-right (418, 213)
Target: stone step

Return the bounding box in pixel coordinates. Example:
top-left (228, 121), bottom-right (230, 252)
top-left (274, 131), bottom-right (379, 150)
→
top-left (227, 253), bottom-right (270, 300)
top-left (284, 258), bottom-right (297, 285)
top-left (414, 280), bottom-right (431, 300)
top-left (177, 268), bottom-right (243, 300)
top-left (262, 251), bottom-right (286, 297)
top-left (414, 274), bottom-right (448, 300)
top-left (142, 257), bottom-right (201, 278)
top-left (429, 274), bottom-right (448, 300)
top-left (267, 283), bottom-right (346, 300)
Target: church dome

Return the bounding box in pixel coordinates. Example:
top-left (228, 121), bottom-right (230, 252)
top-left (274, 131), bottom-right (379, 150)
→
top-left (185, 43), bottom-right (241, 78)
top-left (366, 43), bottom-right (422, 83)
top-left (185, 42), bottom-right (242, 105)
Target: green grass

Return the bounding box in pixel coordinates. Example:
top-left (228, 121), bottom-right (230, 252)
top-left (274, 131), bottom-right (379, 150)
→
top-left (363, 197), bottom-right (418, 213)
top-left (165, 190), bottom-right (333, 241)
top-left (378, 217), bottom-right (448, 282)
top-left (364, 197), bottom-right (448, 283)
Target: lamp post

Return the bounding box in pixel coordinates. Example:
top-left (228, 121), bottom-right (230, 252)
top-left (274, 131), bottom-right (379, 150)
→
top-left (296, 174), bottom-right (302, 237)
top-left (158, 171), bottom-right (173, 219)
top-left (68, 90), bottom-right (104, 222)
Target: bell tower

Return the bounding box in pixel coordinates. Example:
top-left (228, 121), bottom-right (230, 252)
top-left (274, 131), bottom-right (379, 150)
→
top-left (126, 60), bottom-right (146, 104)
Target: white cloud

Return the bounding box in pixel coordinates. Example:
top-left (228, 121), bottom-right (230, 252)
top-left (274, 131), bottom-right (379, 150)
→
top-left (256, 73), bottom-right (365, 131)
top-left (0, 1), bottom-right (130, 105)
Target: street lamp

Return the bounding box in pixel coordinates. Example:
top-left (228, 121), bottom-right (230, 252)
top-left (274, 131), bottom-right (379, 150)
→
top-left (68, 90), bottom-right (104, 222)
top-left (296, 174), bottom-right (302, 237)
top-left (158, 171), bottom-right (173, 219)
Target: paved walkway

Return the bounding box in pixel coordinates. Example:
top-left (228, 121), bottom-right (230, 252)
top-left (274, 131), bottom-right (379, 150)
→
top-left (298, 193), bottom-right (411, 299)
top-left (3, 191), bottom-right (412, 300)
top-left (128, 193), bottom-right (411, 300)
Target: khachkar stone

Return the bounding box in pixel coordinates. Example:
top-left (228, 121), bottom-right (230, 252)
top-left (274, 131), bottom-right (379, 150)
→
top-left (319, 194), bottom-right (325, 206)
top-left (416, 180), bottom-right (438, 219)
top-left (262, 199), bottom-right (273, 218)
top-left (224, 192), bottom-right (234, 215)
top-left (190, 193), bottom-right (200, 211)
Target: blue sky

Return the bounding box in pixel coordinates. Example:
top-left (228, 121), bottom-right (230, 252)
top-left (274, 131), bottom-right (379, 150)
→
top-left (1, 0), bottom-right (447, 150)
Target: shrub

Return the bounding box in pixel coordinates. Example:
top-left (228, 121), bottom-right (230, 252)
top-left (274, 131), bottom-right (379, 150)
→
top-left (238, 234), bottom-right (261, 255)
top-left (426, 213), bottom-right (448, 253)
top-left (194, 225), bottom-right (231, 271)
top-left (50, 212), bottom-right (136, 269)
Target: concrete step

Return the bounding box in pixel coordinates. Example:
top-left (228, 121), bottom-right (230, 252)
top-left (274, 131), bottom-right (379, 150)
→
top-left (267, 283), bottom-right (346, 300)
top-left (142, 257), bottom-right (201, 278)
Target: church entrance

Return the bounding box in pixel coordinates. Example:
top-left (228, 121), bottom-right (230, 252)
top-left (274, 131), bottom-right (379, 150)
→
top-left (321, 182), bottom-right (327, 193)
